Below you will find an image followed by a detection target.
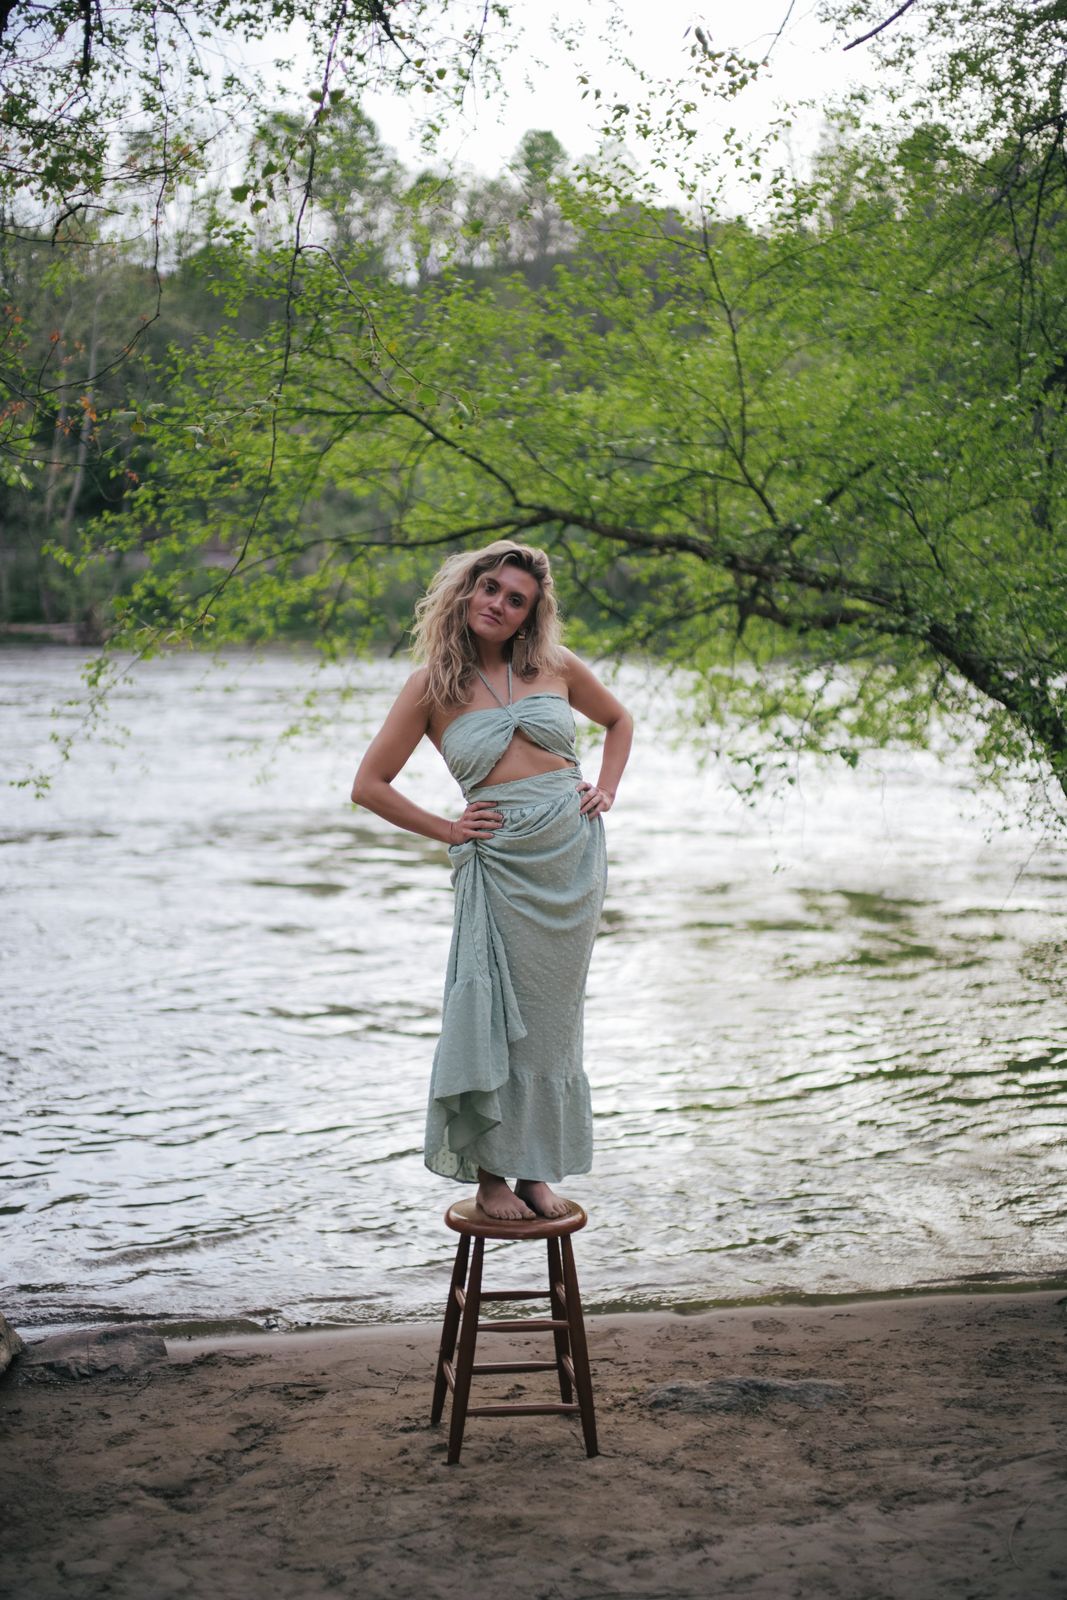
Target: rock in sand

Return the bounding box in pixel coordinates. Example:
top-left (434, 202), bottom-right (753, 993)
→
top-left (646, 1376), bottom-right (852, 1414)
top-left (18, 1326), bottom-right (168, 1383)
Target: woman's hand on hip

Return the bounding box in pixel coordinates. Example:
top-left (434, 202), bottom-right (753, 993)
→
top-left (577, 781), bottom-right (613, 817)
top-left (448, 801), bottom-right (504, 844)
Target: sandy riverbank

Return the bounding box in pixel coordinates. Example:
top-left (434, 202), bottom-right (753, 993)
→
top-left (2, 1289), bottom-right (1065, 1600)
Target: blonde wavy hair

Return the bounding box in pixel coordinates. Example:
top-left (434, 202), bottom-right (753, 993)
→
top-left (411, 540), bottom-right (564, 710)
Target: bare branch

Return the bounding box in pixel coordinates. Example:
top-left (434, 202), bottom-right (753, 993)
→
top-left (765, 0), bottom-right (798, 62)
top-left (843, 0), bottom-right (919, 52)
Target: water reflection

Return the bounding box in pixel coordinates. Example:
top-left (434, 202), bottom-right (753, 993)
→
top-left (1, 646), bottom-right (1065, 1333)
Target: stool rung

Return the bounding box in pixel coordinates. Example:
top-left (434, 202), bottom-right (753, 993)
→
top-left (477, 1317), bottom-right (568, 1333)
top-left (471, 1360), bottom-right (560, 1375)
top-left (468, 1402), bottom-right (580, 1418)
top-left (456, 1288), bottom-right (549, 1310)
top-left (479, 1289), bottom-right (547, 1301)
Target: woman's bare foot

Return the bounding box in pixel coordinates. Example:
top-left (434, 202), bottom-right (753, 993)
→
top-left (515, 1179), bottom-right (571, 1219)
top-left (476, 1170), bottom-right (536, 1221)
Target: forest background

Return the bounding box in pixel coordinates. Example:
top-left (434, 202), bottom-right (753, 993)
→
top-left (2, 0), bottom-right (1065, 822)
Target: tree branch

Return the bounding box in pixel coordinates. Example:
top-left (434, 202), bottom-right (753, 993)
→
top-left (844, 0), bottom-right (919, 52)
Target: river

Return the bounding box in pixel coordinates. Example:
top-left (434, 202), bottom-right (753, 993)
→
top-left (2, 647), bottom-right (1064, 1333)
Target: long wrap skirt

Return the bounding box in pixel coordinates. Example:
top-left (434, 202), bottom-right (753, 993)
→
top-left (424, 766), bottom-right (607, 1184)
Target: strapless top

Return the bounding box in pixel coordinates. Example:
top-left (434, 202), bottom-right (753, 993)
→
top-left (441, 693), bottom-right (579, 793)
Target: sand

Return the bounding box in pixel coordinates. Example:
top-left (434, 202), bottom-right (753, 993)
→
top-left (2, 1289), bottom-right (1065, 1600)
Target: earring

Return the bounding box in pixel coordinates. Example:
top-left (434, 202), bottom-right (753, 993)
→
top-left (516, 629), bottom-right (527, 640)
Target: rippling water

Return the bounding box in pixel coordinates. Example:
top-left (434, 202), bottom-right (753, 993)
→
top-left (2, 647), bottom-right (1065, 1333)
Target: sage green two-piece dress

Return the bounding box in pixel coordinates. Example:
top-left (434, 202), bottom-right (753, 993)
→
top-left (424, 664), bottom-right (607, 1185)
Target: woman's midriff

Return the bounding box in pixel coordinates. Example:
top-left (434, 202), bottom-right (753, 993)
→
top-left (479, 727), bottom-right (573, 788)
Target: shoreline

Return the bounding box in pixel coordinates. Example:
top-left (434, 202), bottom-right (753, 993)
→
top-left (13, 1270), bottom-right (1067, 1344)
top-left (3, 1287), bottom-right (1065, 1598)
top-left (161, 1281), bottom-right (1067, 1359)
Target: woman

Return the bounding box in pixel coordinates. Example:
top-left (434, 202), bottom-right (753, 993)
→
top-left (352, 540), bottom-right (633, 1221)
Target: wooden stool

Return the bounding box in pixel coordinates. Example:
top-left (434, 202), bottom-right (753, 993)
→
top-left (431, 1197), bottom-right (598, 1465)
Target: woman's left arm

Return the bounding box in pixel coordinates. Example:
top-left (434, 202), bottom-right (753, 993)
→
top-left (563, 650), bottom-right (634, 816)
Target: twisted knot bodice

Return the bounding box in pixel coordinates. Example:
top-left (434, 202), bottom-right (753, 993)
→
top-left (440, 666), bottom-right (578, 795)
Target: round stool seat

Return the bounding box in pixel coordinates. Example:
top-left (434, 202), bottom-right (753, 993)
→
top-left (444, 1196), bottom-right (588, 1241)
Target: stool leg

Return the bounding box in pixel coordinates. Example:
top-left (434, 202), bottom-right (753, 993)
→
top-left (431, 1232), bottom-right (470, 1425)
top-left (447, 1234), bottom-right (484, 1466)
top-left (560, 1234), bottom-right (598, 1458)
top-left (546, 1236), bottom-right (573, 1404)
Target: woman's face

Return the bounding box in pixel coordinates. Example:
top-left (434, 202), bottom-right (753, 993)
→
top-left (467, 562), bottom-right (540, 643)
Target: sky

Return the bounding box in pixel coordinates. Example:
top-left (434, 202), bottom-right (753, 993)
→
top-left (247, 1), bottom-right (886, 201)
top-left (372, 1), bottom-right (880, 176)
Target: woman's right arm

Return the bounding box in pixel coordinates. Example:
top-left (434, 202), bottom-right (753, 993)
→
top-left (350, 671), bottom-right (500, 846)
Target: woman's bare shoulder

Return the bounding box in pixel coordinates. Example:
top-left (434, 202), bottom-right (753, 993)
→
top-left (409, 666), bottom-right (460, 740)
top-left (558, 646), bottom-right (593, 684)
top-left (385, 664), bottom-right (432, 709)
top-left (378, 665), bottom-right (433, 728)
top-left (557, 648), bottom-right (629, 723)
